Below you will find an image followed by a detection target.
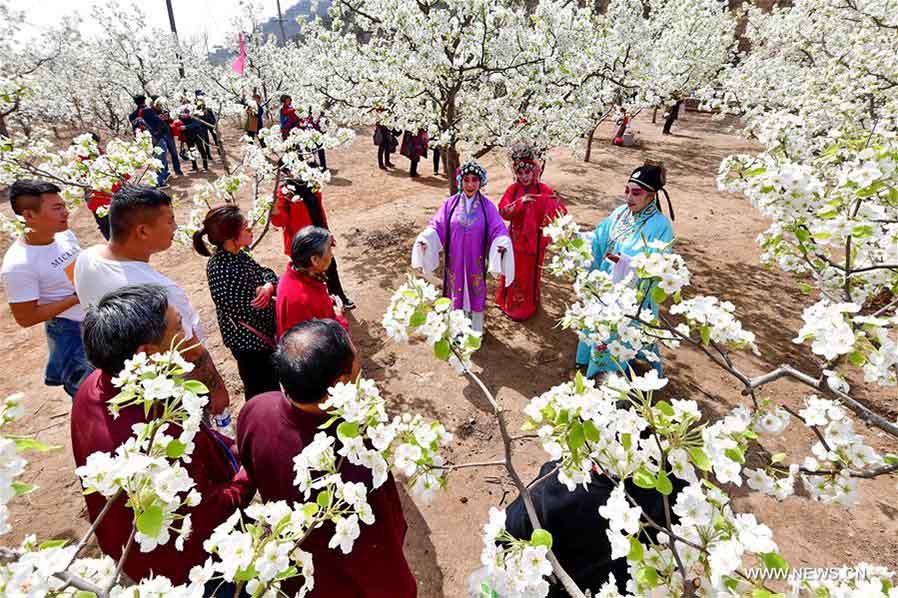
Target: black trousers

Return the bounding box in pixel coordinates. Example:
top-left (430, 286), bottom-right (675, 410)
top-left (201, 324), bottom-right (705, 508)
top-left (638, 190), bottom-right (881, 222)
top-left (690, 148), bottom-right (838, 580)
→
top-left (409, 156), bottom-right (420, 176)
top-left (190, 140), bottom-right (210, 170)
top-left (433, 149), bottom-right (442, 174)
top-left (326, 258), bottom-right (349, 302)
top-left (317, 148), bottom-right (327, 170)
top-left (233, 349), bottom-right (280, 401)
top-left (377, 144), bottom-right (390, 168)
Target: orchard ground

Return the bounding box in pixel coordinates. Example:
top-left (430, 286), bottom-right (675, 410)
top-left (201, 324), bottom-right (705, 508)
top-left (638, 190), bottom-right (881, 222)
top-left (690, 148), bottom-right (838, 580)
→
top-left (3, 111), bottom-right (896, 595)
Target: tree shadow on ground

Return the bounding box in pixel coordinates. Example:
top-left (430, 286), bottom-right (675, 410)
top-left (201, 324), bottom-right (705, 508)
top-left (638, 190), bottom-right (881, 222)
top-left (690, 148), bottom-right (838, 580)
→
top-left (398, 484), bottom-right (444, 598)
top-left (675, 242), bottom-right (818, 375)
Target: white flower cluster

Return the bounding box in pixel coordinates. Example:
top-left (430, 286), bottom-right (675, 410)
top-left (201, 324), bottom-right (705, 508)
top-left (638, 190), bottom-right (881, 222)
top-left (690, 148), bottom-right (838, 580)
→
top-left (793, 300), bottom-right (861, 361)
top-left (383, 276), bottom-right (482, 373)
top-left (542, 213), bottom-right (592, 278)
top-left (195, 504), bottom-right (316, 597)
top-left (76, 349), bottom-right (207, 553)
top-left (0, 213), bottom-right (29, 241)
top-left (0, 394), bottom-right (28, 537)
top-left (0, 131), bottom-right (159, 220)
top-left (797, 395), bottom-right (884, 506)
top-left (631, 246), bottom-right (690, 296)
top-left (670, 295), bottom-right (758, 353)
top-left (319, 378), bottom-right (453, 503)
top-left (792, 563), bottom-right (898, 598)
top-left (476, 507), bottom-right (554, 598)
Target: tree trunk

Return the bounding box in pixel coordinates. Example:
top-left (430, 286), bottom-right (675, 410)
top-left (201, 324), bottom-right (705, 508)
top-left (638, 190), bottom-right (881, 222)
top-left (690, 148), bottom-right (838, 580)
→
top-left (584, 123), bottom-right (599, 163)
top-left (652, 107), bottom-right (658, 124)
top-left (447, 145), bottom-right (460, 195)
top-left (0, 114), bottom-right (8, 138)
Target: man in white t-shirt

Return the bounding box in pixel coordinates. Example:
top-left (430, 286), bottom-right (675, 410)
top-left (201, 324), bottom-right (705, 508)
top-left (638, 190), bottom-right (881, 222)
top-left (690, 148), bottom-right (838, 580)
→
top-left (74, 183), bottom-right (229, 413)
top-left (1, 180), bottom-right (94, 397)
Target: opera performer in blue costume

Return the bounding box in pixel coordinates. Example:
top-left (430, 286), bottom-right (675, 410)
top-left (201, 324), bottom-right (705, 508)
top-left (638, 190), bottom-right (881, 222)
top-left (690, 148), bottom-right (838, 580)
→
top-left (576, 162), bottom-right (675, 379)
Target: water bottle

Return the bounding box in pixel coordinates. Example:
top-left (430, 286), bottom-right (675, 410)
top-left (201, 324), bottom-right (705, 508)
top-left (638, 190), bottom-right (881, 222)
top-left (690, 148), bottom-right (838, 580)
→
top-left (212, 408), bottom-right (235, 438)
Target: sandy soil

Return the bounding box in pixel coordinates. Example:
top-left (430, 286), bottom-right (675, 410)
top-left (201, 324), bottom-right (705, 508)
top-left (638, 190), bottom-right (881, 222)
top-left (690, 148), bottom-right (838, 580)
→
top-left (2, 110), bottom-right (896, 596)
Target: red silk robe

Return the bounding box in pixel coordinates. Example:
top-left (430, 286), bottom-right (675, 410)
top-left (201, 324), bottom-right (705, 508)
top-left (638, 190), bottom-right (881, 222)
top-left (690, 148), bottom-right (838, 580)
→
top-left (496, 181), bottom-right (566, 320)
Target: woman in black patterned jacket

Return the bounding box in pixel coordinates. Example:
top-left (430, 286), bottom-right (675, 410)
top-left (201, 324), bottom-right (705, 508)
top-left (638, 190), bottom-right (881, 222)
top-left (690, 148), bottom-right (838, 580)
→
top-left (193, 206), bottom-right (280, 401)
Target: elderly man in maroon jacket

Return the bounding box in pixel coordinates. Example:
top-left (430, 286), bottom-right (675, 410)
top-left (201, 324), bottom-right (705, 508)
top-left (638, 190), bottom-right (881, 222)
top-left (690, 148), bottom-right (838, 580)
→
top-left (238, 319), bottom-right (417, 597)
top-left (71, 283), bottom-right (255, 586)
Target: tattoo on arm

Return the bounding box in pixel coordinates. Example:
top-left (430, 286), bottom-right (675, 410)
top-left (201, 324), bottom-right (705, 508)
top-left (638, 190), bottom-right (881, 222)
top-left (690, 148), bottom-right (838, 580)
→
top-left (188, 346), bottom-right (226, 394)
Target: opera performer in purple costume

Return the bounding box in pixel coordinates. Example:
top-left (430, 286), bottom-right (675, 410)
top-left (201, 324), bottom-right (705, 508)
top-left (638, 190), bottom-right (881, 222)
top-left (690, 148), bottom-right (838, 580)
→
top-left (412, 160), bottom-right (514, 332)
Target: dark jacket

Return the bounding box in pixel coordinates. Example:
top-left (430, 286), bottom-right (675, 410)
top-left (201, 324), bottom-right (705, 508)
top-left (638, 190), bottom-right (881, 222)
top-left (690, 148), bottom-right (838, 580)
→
top-left (505, 460), bottom-right (685, 596)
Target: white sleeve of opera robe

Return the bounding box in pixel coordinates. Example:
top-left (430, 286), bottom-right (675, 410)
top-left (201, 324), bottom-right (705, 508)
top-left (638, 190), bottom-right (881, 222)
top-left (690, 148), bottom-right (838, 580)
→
top-left (579, 229), bottom-right (595, 245)
top-left (611, 253), bottom-right (635, 284)
top-left (488, 235), bottom-right (515, 287)
top-left (411, 227), bottom-right (443, 276)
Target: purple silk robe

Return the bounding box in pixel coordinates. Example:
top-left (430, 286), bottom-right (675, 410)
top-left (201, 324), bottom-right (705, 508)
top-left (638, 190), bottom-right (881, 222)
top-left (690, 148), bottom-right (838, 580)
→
top-left (430, 191), bottom-right (509, 312)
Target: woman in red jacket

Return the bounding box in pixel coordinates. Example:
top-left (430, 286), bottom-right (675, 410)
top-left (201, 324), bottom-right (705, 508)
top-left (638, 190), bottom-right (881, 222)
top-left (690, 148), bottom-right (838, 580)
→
top-left (276, 225), bottom-right (350, 338)
top-left (271, 178), bottom-right (355, 309)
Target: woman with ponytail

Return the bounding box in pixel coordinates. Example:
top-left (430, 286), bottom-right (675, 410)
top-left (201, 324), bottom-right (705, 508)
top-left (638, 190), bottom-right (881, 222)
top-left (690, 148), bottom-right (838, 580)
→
top-left (194, 206), bottom-right (280, 400)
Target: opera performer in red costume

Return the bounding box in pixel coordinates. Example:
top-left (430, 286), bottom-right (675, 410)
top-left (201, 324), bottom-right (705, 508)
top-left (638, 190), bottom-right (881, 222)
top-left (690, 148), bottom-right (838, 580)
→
top-left (496, 143), bottom-right (566, 321)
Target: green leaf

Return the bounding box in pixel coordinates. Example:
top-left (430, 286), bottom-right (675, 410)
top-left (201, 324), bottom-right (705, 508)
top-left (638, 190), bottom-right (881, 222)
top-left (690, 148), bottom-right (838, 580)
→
top-left (633, 466), bottom-right (656, 489)
top-left (466, 335), bottom-right (482, 350)
top-left (651, 286), bottom-right (667, 304)
top-left (234, 564), bottom-right (259, 582)
top-left (762, 551), bottom-right (789, 573)
top-left (700, 325), bottom-right (711, 346)
top-left (530, 528), bottom-right (553, 549)
top-left (655, 401), bottom-right (675, 417)
top-left (274, 565), bottom-right (299, 582)
top-left (751, 590), bottom-right (775, 598)
top-left (39, 539), bottom-right (68, 550)
top-left (410, 309), bottom-right (427, 328)
top-left (621, 433), bottom-right (632, 451)
top-left (13, 438), bottom-right (59, 452)
top-left (583, 420), bottom-right (600, 443)
top-left (574, 371), bottom-right (586, 394)
top-left (76, 592), bottom-right (96, 598)
top-left (337, 421), bottom-right (360, 439)
top-left (318, 414), bottom-right (340, 430)
top-left (165, 439), bottom-right (187, 459)
top-left (847, 351), bottom-right (867, 367)
top-left (182, 380), bottom-right (208, 395)
top-left (770, 452), bottom-right (786, 464)
top-left (627, 536), bottom-right (644, 562)
top-left (634, 566), bottom-right (658, 588)
top-left (794, 227), bottom-right (810, 243)
top-left (316, 491), bottom-right (332, 508)
top-left (851, 224), bottom-right (874, 238)
top-left (435, 297), bottom-right (452, 310)
top-left (303, 503), bottom-right (320, 518)
top-left (812, 231), bottom-right (832, 241)
top-left (725, 447), bottom-right (745, 464)
top-left (136, 504), bottom-right (164, 538)
top-left (567, 422), bottom-right (586, 451)
top-left (688, 447), bottom-right (712, 471)
top-left (884, 454), bottom-right (898, 465)
top-left (744, 166), bottom-right (766, 177)
top-left (798, 283), bottom-right (814, 294)
top-left (434, 339), bottom-right (451, 361)
top-left (656, 469), bottom-right (673, 495)
top-left (11, 481), bottom-right (37, 496)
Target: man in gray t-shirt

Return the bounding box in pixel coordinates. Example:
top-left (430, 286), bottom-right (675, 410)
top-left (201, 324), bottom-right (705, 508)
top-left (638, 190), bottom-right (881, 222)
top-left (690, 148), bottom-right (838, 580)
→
top-left (0, 180), bottom-right (93, 397)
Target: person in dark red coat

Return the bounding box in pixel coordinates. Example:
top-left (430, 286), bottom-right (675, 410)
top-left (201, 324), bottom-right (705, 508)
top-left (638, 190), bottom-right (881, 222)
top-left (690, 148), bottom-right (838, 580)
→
top-left (271, 179), bottom-right (354, 309)
top-left (496, 143), bottom-right (566, 321)
top-left (279, 95), bottom-right (302, 140)
top-left (71, 284), bottom-right (255, 587)
top-left (237, 319), bottom-right (416, 598)
top-left (276, 226), bottom-right (350, 338)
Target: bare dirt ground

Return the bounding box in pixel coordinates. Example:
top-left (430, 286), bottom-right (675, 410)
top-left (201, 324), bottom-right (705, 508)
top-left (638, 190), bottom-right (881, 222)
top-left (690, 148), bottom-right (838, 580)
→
top-left (2, 111), bottom-right (896, 596)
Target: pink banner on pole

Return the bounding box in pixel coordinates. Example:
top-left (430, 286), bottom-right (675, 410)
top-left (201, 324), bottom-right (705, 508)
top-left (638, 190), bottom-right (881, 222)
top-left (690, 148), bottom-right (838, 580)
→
top-left (232, 33), bottom-right (246, 75)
